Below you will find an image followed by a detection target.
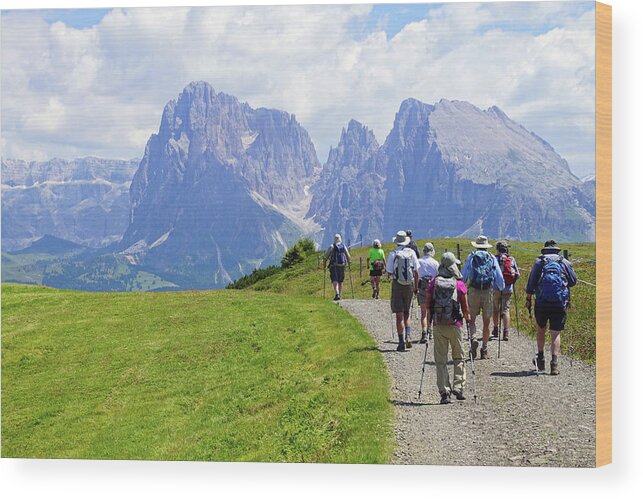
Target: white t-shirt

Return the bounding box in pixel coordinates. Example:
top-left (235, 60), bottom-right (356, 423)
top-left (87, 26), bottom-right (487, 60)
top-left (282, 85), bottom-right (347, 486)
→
top-left (386, 246), bottom-right (420, 275)
top-left (418, 256), bottom-right (439, 280)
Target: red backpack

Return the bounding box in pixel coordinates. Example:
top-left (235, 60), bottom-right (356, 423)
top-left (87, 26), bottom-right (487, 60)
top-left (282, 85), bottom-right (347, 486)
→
top-left (498, 254), bottom-right (516, 286)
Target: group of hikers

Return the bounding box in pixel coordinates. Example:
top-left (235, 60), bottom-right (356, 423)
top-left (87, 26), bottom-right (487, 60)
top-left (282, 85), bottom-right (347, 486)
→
top-left (324, 231), bottom-right (578, 404)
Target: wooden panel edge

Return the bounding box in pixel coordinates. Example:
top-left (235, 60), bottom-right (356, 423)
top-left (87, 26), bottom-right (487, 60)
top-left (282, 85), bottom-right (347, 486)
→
top-left (595, 1), bottom-right (612, 468)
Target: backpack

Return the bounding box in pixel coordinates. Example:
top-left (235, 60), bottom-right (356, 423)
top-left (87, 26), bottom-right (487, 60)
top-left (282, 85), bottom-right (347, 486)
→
top-left (431, 276), bottom-right (462, 326)
top-left (498, 254), bottom-right (516, 286)
top-left (330, 243), bottom-right (347, 267)
top-left (373, 260), bottom-right (384, 272)
top-left (536, 255), bottom-right (568, 305)
top-left (470, 251), bottom-right (494, 289)
top-left (393, 248), bottom-right (415, 286)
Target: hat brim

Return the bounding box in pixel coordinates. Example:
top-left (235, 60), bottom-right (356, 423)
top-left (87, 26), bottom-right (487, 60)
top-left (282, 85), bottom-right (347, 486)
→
top-left (393, 236), bottom-right (411, 246)
top-left (542, 246), bottom-right (561, 252)
top-left (471, 242), bottom-right (493, 249)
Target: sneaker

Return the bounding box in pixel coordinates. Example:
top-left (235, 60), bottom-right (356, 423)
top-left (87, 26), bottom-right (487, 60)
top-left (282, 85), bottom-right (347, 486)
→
top-left (420, 332), bottom-right (427, 344)
top-left (533, 354), bottom-right (545, 372)
top-left (480, 347), bottom-right (489, 360)
top-left (491, 327), bottom-right (499, 338)
top-left (375, 290), bottom-right (380, 300)
top-left (405, 337), bottom-right (412, 349)
top-left (440, 392), bottom-right (451, 405)
top-left (396, 340), bottom-right (406, 352)
top-left (452, 391), bottom-right (466, 401)
top-left (550, 356), bottom-right (560, 375)
top-left (502, 330), bottom-right (509, 341)
top-left (470, 338), bottom-right (479, 359)
top-left (333, 294), bottom-right (340, 301)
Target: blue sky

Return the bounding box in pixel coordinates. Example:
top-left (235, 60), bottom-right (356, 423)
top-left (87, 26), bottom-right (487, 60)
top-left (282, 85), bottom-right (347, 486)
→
top-left (1, 2), bottom-right (597, 177)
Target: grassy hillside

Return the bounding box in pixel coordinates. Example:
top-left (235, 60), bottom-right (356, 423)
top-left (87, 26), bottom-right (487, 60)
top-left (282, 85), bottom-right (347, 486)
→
top-left (2, 284), bottom-right (392, 462)
top-left (240, 238), bottom-right (597, 363)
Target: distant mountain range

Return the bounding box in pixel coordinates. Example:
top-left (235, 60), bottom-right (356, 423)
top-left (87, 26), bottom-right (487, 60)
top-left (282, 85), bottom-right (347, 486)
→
top-left (2, 81), bottom-right (596, 290)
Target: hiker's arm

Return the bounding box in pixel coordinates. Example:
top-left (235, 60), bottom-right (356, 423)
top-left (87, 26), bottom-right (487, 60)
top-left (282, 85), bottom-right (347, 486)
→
top-left (385, 252), bottom-right (395, 276)
top-left (425, 290), bottom-right (433, 322)
top-left (414, 270), bottom-right (419, 293)
top-left (493, 257), bottom-right (505, 290)
top-left (461, 255), bottom-right (471, 283)
top-left (460, 292), bottom-right (471, 323)
top-left (513, 258), bottom-right (520, 280)
top-left (366, 257), bottom-right (370, 269)
top-left (525, 260), bottom-right (540, 296)
top-left (564, 260), bottom-right (578, 288)
top-left (345, 248), bottom-right (352, 265)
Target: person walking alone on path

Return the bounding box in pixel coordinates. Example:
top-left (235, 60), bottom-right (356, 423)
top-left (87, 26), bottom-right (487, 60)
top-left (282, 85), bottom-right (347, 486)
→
top-left (323, 234), bottom-right (352, 301)
top-left (525, 240), bottom-right (577, 375)
top-left (425, 252), bottom-right (470, 404)
top-left (406, 230), bottom-right (421, 259)
top-left (367, 239), bottom-right (386, 299)
top-left (386, 230), bottom-right (420, 351)
top-left (462, 235), bottom-right (504, 359)
top-left (493, 240), bottom-right (520, 341)
top-left (417, 242), bottom-right (439, 344)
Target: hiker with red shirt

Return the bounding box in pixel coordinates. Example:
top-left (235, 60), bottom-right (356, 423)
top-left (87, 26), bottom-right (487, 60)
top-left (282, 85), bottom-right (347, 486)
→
top-left (425, 252), bottom-right (471, 404)
top-left (493, 240), bottom-right (520, 341)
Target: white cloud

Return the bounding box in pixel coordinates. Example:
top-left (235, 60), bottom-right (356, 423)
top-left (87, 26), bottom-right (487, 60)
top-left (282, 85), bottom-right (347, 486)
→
top-left (1, 1), bottom-right (596, 176)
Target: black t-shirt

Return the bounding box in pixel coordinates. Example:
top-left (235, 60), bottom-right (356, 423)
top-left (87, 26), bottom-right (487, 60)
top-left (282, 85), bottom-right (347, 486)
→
top-left (407, 240), bottom-right (420, 259)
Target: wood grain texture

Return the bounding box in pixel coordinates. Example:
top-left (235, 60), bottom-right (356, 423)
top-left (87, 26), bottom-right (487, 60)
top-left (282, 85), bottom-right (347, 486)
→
top-left (595, 1), bottom-right (612, 468)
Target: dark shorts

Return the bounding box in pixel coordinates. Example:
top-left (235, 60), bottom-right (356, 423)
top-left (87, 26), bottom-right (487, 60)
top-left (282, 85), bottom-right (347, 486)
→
top-left (535, 305), bottom-right (567, 331)
top-left (369, 269), bottom-right (383, 277)
top-left (329, 265), bottom-right (345, 283)
top-left (391, 280), bottom-right (414, 314)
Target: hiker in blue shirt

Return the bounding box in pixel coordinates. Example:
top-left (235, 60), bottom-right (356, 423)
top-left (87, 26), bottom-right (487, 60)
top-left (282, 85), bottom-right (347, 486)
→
top-left (461, 235), bottom-right (504, 360)
top-left (525, 240), bottom-right (577, 375)
top-left (323, 234), bottom-right (351, 301)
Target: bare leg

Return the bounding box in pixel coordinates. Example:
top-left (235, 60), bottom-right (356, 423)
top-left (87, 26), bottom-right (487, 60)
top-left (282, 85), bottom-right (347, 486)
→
top-left (492, 309), bottom-right (500, 329)
top-left (337, 282), bottom-right (343, 296)
top-left (550, 330), bottom-right (561, 356)
top-left (396, 312), bottom-right (405, 336)
top-left (537, 325), bottom-right (546, 353)
top-left (503, 310), bottom-right (511, 331)
top-left (420, 303), bottom-right (428, 331)
top-left (482, 317), bottom-right (491, 346)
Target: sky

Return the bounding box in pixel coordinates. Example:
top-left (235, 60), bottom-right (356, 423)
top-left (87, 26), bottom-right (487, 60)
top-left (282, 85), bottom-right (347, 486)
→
top-left (0, 1), bottom-right (596, 178)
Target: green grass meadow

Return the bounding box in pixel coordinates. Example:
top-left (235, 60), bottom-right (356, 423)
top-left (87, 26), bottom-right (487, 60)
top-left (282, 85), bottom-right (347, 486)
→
top-left (1, 284), bottom-right (392, 462)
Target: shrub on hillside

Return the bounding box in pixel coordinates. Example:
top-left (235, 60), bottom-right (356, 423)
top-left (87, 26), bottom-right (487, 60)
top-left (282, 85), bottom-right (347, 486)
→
top-left (281, 244), bottom-right (304, 268)
top-left (226, 265), bottom-right (281, 289)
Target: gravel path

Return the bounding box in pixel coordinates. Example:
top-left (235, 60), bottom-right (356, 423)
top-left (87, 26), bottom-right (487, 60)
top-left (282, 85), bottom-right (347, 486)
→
top-left (340, 299), bottom-right (596, 467)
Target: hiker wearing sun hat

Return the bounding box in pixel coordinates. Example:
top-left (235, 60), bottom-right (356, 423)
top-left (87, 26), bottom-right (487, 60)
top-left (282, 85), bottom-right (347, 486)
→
top-left (323, 234), bottom-right (352, 301)
top-left (493, 240), bottom-right (520, 341)
top-left (424, 252), bottom-right (470, 404)
top-left (386, 230), bottom-right (420, 351)
top-left (417, 242), bottom-right (439, 343)
top-left (462, 235), bottom-right (504, 359)
top-left (366, 239), bottom-right (386, 299)
top-left (525, 240), bottom-right (577, 375)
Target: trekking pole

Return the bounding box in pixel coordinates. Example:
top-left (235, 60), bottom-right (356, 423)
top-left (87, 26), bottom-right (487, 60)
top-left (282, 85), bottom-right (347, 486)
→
top-left (513, 286), bottom-right (520, 337)
top-left (348, 263), bottom-right (355, 299)
top-left (527, 301), bottom-right (540, 379)
top-left (418, 326), bottom-right (430, 400)
top-left (466, 321), bottom-right (478, 404)
top-left (390, 313), bottom-right (395, 341)
top-left (497, 293), bottom-right (503, 359)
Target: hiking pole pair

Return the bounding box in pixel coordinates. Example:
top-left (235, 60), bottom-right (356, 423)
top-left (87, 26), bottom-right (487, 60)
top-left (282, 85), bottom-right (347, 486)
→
top-left (466, 321), bottom-right (478, 404)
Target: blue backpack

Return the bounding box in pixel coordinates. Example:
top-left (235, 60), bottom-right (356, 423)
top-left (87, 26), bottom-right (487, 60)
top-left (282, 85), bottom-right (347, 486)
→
top-left (536, 255), bottom-right (568, 305)
top-left (331, 243), bottom-right (347, 267)
top-left (470, 251), bottom-right (494, 289)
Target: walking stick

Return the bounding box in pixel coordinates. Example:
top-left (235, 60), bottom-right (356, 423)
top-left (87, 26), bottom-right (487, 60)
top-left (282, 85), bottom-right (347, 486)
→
top-left (466, 321), bottom-right (478, 404)
top-left (348, 263), bottom-right (355, 299)
top-left (527, 300), bottom-right (541, 378)
top-left (513, 286), bottom-right (520, 337)
top-left (417, 337), bottom-right (430, 401)
top-left (497, 293), bottom-right (503, 359)
top-left (390, 313), bottom-right (395, 341)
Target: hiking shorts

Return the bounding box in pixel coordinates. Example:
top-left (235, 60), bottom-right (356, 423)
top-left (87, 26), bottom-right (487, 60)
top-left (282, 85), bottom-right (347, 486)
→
top-left (391, 280), bottom-right (414, 314)
top-left (493, 290), bottom-right (513, 315)
top-left (417, 287), bottom-right (427, 307)
top-left (329, 265), bottom-right (345, 283)
top-left (369, 269), bottom-right (383, 277)
top-left (535, 305), bottom-right (567, 331)
top-left (468, 287), bottom-right (493, 320)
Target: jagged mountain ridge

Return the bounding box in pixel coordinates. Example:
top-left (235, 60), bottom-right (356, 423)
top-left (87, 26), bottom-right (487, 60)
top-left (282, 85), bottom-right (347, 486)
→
top-left (1, 157), bottom-right (139, 251)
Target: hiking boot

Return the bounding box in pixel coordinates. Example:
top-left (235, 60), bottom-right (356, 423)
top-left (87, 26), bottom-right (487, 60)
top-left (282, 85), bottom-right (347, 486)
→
top-left (420, 332), bottom-right (427, 344)
top-left (502, 330), bottom-right (509, 341)
top-left (396, 340), bottom-right (406, 352)
top-left (440, 392), bottom-right (451, 404)
top-left (405, 337), bottom-right (412, 349)
top-left (491, 327), bottom-right (499, 338)
top-left (533, 353), bottom-right (545, 372)
top-left (480, 347), bottom-right (489, 360)
top-left (375, 290), bottom-right (380, 300)
top-left (333, 294), bottom-right (340, 301)
top-left (550, 356), bottom-right (560, 375)
top-left (470, 338), bottom-right (479, 359)
top-left (452, 391), bottom-right (466, 401)
top-left (428, 330), bottom-right (433, 341)
top-left (372, 288), bottom-right (376, 299)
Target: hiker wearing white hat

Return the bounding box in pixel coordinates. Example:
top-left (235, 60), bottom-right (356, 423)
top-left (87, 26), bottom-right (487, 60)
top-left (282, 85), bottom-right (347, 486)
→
top-left (323, 234), bottom-right (352, 301)
top-left (462, 235), bottom-right (505, 359)
top-left (366, 239), bottom-right (386, 299)
top-left (417, 242), bottom-right (439, 343)
top-left (386, 230), bottom-right (420, 351)
top-left (424, 252), bottom-right (470, 404)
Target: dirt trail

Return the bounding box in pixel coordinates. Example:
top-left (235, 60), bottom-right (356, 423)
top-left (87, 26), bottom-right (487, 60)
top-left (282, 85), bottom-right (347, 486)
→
top-left (340, 299), bottom-right (596, 467)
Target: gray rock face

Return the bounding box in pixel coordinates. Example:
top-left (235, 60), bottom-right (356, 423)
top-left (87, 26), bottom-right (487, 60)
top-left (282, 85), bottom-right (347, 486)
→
top-left (381, 98), bottom-right (595, 241)
top-left (119, 81), bottom-right (321, 287)
top-left (1, 157), bottom-right (139, 251)
top-left (308, 119), bottom-right (385, 248)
